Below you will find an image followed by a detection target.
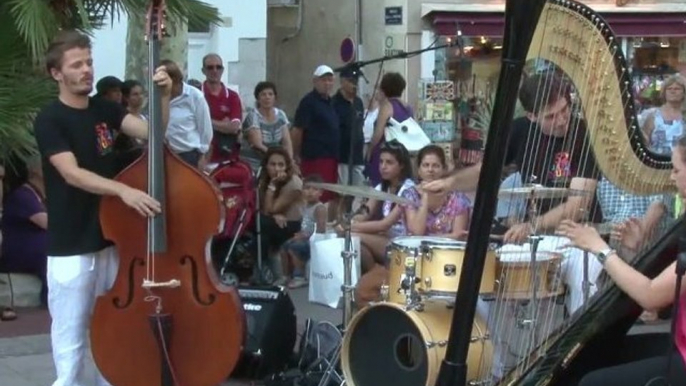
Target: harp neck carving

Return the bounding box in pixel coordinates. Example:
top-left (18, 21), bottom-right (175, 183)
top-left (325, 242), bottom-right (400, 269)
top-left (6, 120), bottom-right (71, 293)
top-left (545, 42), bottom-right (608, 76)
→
top-left (527, 0), bottom-right (675, 195)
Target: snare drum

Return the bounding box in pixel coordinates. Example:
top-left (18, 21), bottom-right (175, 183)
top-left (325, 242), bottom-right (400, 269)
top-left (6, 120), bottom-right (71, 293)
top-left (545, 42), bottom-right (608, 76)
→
top-left (387, 236), bottom-right (497, 304)
top-left (341, 302), bottom-right (492, 386)
top-left (496, 249), bottom-right (565, 300)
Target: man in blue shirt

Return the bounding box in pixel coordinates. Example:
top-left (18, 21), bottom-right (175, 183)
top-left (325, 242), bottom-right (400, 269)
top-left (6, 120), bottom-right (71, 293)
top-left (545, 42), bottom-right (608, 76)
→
top-left (292, 65), bottom-right (341, 204)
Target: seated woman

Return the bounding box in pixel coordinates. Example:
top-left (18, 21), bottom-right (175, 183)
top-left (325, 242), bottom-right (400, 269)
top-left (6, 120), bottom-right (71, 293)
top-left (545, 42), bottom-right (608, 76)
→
top-left (404, 145), bottom-right (470, 239)
top-left (354, 145), bottom-right (470, 308)
top-left (556, 137), bottom-right (686, 386)
top-left (240, 81), bottom-right (293, 172)
top-left (257, 147), bottom-right (303, 284)
top-left (346, 140), bottom-right (414, 273)
top-left (0, 155), bottom-right (48, 311)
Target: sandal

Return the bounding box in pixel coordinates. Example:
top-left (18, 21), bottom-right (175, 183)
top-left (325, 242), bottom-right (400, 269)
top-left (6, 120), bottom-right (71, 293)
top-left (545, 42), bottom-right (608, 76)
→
top-left (1, 307), bottom-right (17, 321)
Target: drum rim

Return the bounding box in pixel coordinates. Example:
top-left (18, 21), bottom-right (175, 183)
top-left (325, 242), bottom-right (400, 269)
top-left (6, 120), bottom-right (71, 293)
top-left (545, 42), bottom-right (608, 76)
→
top-left (496, 250), bottom-right (562, 262)
top-left (341, 301), bottom-right (492, 386)
top-left (391, 235), bottom-right (458, 249)
top-left (341, 301), bottom-right (436, 386)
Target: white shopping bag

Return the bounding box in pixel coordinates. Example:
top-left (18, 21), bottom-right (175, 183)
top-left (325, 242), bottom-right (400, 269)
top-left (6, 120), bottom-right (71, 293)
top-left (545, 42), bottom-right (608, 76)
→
top-left (308, 228), bottom-right (362, 308)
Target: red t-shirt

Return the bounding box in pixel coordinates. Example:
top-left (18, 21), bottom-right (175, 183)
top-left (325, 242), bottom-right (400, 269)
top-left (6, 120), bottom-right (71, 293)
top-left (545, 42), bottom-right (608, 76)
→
top-left (203, 81), bottom-right (242, 122)
top-left (202, 82), bottom-right (243, 161)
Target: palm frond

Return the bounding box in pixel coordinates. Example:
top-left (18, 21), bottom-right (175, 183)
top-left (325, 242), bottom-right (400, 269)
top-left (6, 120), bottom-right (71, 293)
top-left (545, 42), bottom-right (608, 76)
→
top-left (0, 15), bottom-right (55, 164)
top-left (6, 0), bottom-right (59, 62)
top-left (1, 0), bottom-right (221, 166)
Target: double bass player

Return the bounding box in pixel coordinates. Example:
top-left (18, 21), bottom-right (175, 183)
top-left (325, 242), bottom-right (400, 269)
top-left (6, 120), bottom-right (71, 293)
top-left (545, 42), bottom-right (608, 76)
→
top-left (34, 30), bottom-right (171, 386)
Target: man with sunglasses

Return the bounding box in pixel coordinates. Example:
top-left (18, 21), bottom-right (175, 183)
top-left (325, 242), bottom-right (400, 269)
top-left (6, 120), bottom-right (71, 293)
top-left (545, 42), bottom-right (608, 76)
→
top-left (201, 53), bottom-right (243, 162)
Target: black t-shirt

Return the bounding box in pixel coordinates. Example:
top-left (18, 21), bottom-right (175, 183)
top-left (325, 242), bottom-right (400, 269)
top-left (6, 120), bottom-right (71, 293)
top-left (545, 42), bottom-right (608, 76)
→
top-left (332, 91), bottom-right (365, 165)
top-left (293, 90), bottom-right (340, 160)
top-left (34, 98), bottom-right (127, 256)
top-left (506, 116), bottom-right (602, 222)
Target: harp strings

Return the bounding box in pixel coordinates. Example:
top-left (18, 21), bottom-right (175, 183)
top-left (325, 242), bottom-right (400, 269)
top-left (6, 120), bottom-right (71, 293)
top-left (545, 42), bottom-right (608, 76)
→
top-left (474, 3), bottom-right (673, 383)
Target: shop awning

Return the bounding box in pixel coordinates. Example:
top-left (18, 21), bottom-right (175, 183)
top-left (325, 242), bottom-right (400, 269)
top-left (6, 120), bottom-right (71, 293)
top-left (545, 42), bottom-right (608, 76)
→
top-left (423, 2), bottom-right (686, 37)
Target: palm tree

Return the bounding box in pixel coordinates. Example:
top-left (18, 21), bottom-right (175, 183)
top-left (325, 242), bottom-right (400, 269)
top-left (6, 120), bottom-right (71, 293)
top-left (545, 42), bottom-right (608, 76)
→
top-left (0, 0), bottom-right (219, 166)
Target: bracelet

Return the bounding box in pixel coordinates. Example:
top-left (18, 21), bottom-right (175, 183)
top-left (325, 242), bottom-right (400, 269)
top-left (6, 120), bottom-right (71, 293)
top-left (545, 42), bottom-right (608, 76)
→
top-left (267, 184), bottom-right (276, 192)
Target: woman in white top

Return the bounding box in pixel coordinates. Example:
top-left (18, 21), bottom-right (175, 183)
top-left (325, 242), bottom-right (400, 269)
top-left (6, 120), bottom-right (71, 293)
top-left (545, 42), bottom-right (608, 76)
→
top-left (344, 140), bottom-right (414, 273)
top-left (641, 75), bottom-right (685, 155)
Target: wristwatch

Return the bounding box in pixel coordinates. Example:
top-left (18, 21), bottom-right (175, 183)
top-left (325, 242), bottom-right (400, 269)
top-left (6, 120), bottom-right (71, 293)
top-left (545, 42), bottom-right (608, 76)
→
top-left (596, 248), bottom-right (616, 266)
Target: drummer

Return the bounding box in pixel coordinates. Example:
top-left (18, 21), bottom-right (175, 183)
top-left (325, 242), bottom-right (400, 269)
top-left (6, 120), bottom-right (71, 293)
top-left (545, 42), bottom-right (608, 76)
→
top-left (341, 139), bottom-right (414, 273)
top-left (425, 73), bottom-right (603, 313)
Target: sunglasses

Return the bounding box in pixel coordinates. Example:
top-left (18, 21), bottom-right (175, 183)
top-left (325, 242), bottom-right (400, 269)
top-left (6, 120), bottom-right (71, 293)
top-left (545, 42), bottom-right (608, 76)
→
top-left (205, 65), bottom-right (224, 71)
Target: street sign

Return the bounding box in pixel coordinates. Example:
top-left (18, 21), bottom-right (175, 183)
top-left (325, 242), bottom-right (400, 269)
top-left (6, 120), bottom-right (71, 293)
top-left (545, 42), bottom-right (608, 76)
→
top-left (340, 36), bottom-right (356, 63)
top-left (385, 6), bottom-right (403, 25)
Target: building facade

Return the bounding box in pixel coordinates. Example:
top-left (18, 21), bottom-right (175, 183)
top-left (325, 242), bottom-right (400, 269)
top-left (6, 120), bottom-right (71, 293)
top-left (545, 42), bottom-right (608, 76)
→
top-left (268, 0), bottom-right (685, 119)
top-left (90, 0), bottom-right (267, 108)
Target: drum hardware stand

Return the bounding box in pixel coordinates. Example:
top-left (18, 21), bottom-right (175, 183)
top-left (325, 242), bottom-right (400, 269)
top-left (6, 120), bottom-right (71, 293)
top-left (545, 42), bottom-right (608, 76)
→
top-left (401, 249), bottom-right (424, 310)
top-left (579, 209), bottom-right (592, 307)
top-left (317, 210), bottom-right (357, 386)
top-left (521, 196), bottom-right (542, 348)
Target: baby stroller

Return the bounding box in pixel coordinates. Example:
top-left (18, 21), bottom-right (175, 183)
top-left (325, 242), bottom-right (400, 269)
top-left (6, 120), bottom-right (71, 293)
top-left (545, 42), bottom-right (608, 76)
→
top-left (208, 146), bottom-right (271, 285)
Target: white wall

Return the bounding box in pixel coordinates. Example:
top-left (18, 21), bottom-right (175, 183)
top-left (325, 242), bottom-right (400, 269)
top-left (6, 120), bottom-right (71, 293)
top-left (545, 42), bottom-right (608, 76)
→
top-left (90, 0), bottom-right (267, 101)
top-left (90, 15), bottom-right (128, 87)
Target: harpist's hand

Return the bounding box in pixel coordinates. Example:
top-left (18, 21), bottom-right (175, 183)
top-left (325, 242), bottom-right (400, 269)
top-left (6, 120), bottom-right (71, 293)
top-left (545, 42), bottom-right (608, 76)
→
top-left (120, 187), bottom-right (162, 217)
top-left (557, 220), bottom-right (608, 254)
top-left (503, 223), bottom-right (531, 244)
top-left (611, 218), bottom-right (643, 252)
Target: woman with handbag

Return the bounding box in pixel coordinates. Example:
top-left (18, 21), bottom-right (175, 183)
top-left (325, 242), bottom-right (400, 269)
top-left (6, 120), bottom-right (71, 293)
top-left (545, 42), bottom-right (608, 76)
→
top-left (366, 73), bottom-right (419, 186)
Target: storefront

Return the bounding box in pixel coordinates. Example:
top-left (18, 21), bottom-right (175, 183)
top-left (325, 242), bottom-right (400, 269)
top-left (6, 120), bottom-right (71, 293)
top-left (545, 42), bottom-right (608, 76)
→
top-left (420, 1), bottom-right (686, 151)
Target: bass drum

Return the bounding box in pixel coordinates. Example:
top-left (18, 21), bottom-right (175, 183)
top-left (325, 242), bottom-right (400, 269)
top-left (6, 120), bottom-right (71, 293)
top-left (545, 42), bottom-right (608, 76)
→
top-left (341, 302), bottom-right (492, 386)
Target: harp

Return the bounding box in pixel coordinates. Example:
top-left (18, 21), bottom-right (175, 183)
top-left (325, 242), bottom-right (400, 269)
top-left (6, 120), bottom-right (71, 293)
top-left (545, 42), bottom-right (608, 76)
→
top-left (439, 0), bottom-right (681, 385)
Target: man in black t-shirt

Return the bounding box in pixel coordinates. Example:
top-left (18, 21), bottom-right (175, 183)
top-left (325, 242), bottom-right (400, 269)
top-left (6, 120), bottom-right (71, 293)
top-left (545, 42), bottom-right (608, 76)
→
top-left (34, 31), bottom-right (172, 386)
top-left (426, 74), bottom-right (600, 243)
top-left (428, 73), bottom-right (605, 380)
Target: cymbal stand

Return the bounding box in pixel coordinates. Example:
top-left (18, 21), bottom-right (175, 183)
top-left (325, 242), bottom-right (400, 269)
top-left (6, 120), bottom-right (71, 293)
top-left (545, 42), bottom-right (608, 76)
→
top-left (579, 209), bottom-right (592, 306)
top-left (317, 210), bottom-right (356, 386)
top-left (519, 194), bottom-right (542, 349)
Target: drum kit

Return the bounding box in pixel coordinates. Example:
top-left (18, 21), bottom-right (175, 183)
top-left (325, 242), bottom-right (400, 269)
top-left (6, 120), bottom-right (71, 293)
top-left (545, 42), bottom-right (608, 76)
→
top-left (305, 182), bottom-right (594, 386)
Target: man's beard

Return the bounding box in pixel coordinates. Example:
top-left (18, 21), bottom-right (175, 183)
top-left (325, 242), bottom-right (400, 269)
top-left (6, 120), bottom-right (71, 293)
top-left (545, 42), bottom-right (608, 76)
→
top-left (75, 87), bottom-right (92, 96)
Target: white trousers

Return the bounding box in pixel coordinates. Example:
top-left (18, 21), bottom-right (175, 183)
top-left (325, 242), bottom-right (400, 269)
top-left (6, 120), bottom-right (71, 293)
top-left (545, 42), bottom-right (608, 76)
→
top-left (478, 235), bottom-right (604, 379)
top-left (48, 246), bottom-right (119, 386)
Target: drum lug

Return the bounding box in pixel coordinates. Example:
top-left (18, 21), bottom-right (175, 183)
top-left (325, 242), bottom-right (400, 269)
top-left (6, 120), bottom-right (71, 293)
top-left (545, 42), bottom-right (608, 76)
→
top-left (426, 340), bottom-right (448, 348)
top-left (470, 333), bottom-right (490, 343)
top-left (380, 284), bottom-right (389, 301)
top-left (421, 246), bottom-right (432, 261)
top-left (424, 277), bottom-right (432, 288)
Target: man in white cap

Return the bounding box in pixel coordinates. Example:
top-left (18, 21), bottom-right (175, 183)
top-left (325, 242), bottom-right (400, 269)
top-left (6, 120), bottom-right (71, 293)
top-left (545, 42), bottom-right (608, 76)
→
top-left (291, 65), bottom-right (340, 210)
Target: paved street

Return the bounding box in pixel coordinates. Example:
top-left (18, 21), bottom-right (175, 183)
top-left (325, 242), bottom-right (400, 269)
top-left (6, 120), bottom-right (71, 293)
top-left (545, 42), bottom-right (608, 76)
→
top-left (0, 287), bottom-right (340, 386)
top-left (0, 286), bottom-right (670, 386)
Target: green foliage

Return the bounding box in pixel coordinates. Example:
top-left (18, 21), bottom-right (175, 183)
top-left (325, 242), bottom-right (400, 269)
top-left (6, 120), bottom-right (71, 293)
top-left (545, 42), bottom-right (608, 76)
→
top-left (0, 0), bottom-right (220, 166)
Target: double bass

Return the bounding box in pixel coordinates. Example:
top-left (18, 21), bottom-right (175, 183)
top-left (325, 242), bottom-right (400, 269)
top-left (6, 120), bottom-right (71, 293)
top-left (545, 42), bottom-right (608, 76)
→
top-left (90, 1), bottom-right (245, 385)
